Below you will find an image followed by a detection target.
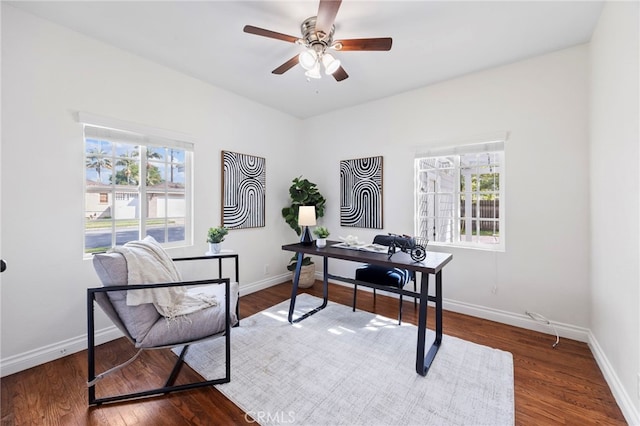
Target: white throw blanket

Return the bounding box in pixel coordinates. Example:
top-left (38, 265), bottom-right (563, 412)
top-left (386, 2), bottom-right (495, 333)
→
top-left (112, 236), bottom-right (218, 319)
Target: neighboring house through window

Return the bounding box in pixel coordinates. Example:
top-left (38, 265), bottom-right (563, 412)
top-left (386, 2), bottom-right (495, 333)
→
top-left (414, 137), bottom-right (505, 251)
top-left (82, 113), bottom-right (193, 255)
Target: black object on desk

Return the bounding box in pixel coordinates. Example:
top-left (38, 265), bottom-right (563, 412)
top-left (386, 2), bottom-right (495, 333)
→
top-left (282, 241), bottom-right (452, 376)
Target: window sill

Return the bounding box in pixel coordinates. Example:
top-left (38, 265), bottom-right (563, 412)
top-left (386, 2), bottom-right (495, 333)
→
top-left (428, 241), bottom-right (505, 253)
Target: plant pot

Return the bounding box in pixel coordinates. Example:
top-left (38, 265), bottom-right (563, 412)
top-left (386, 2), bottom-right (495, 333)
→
top-left (316, 238), bottom-right (327, 248)
top-left (208, 242), bottom-right (222, 254)
top-left (292, 263), bottom-right (316, 288)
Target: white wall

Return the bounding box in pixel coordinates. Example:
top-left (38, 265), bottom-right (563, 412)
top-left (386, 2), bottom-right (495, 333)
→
top-left (589, 1), bottom-right (640, 422)
top-left (304, 44), bottom-right (592, 333)
top-left (0, 5), bottom-right (300, 372)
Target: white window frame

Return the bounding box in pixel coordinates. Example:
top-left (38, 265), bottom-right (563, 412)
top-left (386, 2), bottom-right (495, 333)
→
top-left (414, 137), bottom-right (506, 251)
top-left (81, 113), bottom-right (194, 256)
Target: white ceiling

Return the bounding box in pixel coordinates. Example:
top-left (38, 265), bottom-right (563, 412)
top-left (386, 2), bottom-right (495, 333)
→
top-left (8, 1), bottom-right (604, 119)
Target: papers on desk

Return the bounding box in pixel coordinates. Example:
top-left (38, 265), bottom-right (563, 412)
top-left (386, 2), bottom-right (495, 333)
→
top-left (331, 242), bottom-right (389, 253)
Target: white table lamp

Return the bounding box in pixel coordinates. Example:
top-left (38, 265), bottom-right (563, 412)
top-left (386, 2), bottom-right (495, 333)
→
top-left (298, 206), bottom-right (316, 246)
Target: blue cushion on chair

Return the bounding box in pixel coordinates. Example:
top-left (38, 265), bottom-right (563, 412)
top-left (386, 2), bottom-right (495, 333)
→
top-left (355, 265), bottom-right (412, 288)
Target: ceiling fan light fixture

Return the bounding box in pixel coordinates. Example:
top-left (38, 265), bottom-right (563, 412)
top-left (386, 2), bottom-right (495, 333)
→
top-left (299, 49), bottom-right (318, 70)
top-left (322, 53), bottom-right (341, 75)
top-left (304, 62), bottom-right (322, 79)
top-left (245, 1), bottom-right (392, 83)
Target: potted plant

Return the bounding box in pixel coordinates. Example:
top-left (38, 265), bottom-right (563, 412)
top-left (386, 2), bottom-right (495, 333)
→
top-left (207, 226), bottom-right (228, 254)
top-left (282, 177), bottom-right (326, 288)
top-left (281, 177), bottom-right (326, 235)
top-left (313, 226), bottom-right (330, 248)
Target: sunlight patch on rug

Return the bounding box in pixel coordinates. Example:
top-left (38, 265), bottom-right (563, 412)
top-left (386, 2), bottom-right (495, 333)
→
top-left (177, 294), bottom-right (514, 425)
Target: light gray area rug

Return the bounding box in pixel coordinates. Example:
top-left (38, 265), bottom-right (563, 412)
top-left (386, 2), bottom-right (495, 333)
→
top-left (179, 294), bottom-right (514, 425)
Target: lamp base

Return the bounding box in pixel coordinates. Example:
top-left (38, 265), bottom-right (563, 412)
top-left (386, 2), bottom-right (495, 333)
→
top-left (300, 226), bottom-right (314, 246)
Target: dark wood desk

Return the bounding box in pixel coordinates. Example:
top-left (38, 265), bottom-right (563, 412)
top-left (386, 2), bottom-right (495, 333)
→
top-left (282, 241), bottom-right (453, 376)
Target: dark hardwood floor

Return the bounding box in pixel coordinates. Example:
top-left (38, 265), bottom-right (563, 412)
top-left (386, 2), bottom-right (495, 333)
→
top-left (1, 281), bottom-right (626, 425)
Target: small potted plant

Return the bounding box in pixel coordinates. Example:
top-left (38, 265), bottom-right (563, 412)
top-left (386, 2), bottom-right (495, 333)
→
top-left (207, 226), bottom-right (228, 254)
top-left (313, 226), bottom-right (330, 248)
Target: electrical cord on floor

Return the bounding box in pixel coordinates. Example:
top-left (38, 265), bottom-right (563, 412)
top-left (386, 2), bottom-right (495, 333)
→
top-left (87, 348), bottom-right (144, 387)
top-left (525, 311), bottom-right (560, 348)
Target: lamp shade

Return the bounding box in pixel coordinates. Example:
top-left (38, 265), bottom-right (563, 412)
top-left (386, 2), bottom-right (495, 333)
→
top-left (322, 53), bottom-right (341, 75)
top-left (304, 62), bottom-right (322, 79)
top-left (299, 49), bottom-right (317, 71)
top-left (298, 206), bottom-right (317, 226)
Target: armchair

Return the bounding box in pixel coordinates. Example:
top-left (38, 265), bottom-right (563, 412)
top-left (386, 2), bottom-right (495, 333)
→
top-left (87, 237), bottom-right (238, 405)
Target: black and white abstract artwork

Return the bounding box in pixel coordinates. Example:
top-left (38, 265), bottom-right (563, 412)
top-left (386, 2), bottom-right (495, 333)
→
top-left (222, 151), bottom-right (266, 229)
top-left (340, 156), bottom-right (383, 229)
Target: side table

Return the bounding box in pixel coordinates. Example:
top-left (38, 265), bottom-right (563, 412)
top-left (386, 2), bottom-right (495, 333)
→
top-left (174, 251), bottom-right (240, 322)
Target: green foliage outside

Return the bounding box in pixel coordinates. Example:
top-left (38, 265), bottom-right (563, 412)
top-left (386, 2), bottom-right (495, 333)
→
top-left (85, 147), bottom-right (166, 186)
top-left (460, 172), bottom-right (499, 200)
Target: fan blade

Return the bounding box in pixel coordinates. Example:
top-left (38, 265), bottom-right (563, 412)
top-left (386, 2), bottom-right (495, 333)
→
top-left (315, 0), bottom-right (342, 39)
top-left (272, 55), bottom-right (300, 75)
top-left (335, 37), bottom-right (393, 51)
top-left (243, 25), bottom-right (299, 44)
top-left (332, 66), bottom-right (349, 82)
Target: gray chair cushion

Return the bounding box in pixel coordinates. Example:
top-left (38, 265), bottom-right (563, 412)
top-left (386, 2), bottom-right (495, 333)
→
top-left (355, 234), bottom-right (414, 289)
top-left (93, 252), bottom-right (239, 348)
top-left (93, 252), bottom-right (162, 343)
top-left (355, 265), bottom-right (412, 288)
top-left (139, 281), bottom-right (239, 348)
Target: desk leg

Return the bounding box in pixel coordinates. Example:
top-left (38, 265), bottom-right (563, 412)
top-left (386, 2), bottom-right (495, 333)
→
top-left (287, 253), bottom-right (303, 323)
top-left (434, 271), bottom-right (443, 345)
top-left (416, 271), bottom-right (443, 376)
top-left (287, 253), bottom-right (329, 324)
top-left (321, 257), bottom-right (329, 304)
top-left (235, 257), bottom-right (239, 286)
top-left (234, 256), bottom-right (240, 327)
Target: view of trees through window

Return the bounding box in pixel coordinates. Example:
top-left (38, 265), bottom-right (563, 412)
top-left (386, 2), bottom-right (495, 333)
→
top-left (84, 135), bottom-right (189, 254)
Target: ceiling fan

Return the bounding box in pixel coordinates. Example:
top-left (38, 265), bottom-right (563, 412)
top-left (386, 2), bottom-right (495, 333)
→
top-left (243, 0), bottom-right (392, 82)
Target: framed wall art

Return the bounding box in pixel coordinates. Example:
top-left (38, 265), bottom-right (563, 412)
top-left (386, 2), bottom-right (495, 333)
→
top-left (340, 156), bottom-right (383, 229)
top-left (221, 150), bottom-right (266, 229)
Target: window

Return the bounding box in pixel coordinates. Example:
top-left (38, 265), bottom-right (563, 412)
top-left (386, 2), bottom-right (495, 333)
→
top-left (83, 119), bottom-right (193, 255)
top-left (414, 139), bottom-right (505, 250)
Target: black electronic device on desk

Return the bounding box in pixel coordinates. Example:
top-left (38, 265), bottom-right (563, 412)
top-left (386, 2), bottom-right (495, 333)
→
top-left (375, 233), bottom-right (428, 262)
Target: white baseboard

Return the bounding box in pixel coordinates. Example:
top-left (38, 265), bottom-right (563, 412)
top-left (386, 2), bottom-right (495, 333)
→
top-left (239, 273), bottom-right (290, 296)
top-left (442, 298), bottom-right (591, 343)
top-left (588, 331), bottom-right (640, 425)
top-left (330, 278), bottom-right (590, 342)
top-left (0, 276), bottom-right (289, 378)
top-left (0, 326), bottom-right (122, 378)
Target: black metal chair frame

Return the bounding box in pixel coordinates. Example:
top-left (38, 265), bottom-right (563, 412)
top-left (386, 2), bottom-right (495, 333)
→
top-left (352, 235), bottom-right (418, 324)
top-left (87, 277), bottom-right (232, 406)
top-left (352, 271), bottom-right (417, 324)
